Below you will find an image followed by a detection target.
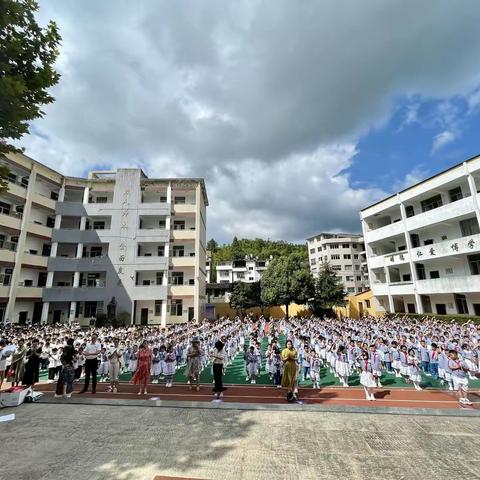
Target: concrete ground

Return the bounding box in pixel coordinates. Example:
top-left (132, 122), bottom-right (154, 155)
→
top-left (1, 403), bottom-right (480, 480)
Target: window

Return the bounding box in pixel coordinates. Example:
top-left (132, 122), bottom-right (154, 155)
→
top-left (158, 219), bottom-right (166, 229)
top-left (346, 276), bottom-right (353, 281)
top-left (160, 196), bottom-right (167, 203)
top-left (460, 217), bottom-right (480, 237)
top-left (248, 266), bottom-right (253, 270)
top-left (355, 265), bottom-right (360, 270)
top-left (173, 245), bottom-right (184, 257)
top-left (331, 265), bottom-right (341, 271)
top-left (344, 265), bottom-right (352, 270)
top-left (50, 191), bottom-right (59, 201)
top-left (173, 220), bottom-right (185, 230)
top-left (410, 233), bottom-right (420, 248)
top-left (405, 205), bottom-right (415, 218)
top-left (352, 244), bottom-right (358, 249)
top-left (155, 300), bottom-right (163, 316)
top-left (449, 186), bottom-right (463, 202)
top-left (317, 247), bottom-right (322, 252)
top-left (356, 276), bottom-right (361, 281)
top-left (236, 272), bottom-right (245, 279)
top-left (365, 300), bottom-right (371, 308)
top-left (0, 201), bottom-right (11, 215)
top-left (310, 248), bottom-right (315, 254)
top-left (421, 194), bottom-right (443, 212)
top-left (354, 254), bottom-right (358, 259)
top-left (258, 261), bottom-right (266, 267)
top-left (157, 245), bottom-right (165, 256)
top-left (330, 243), bottom-right (339, 249)
top-left (347, 287), bottom-right (355, 293)
top-left (249, 277), bottom-right (254, 281)
top-left (343, 254), bottom-right (351, 259)
top-left (174, 196), bottom-right (186, 204)
top-left (402, 274), bottom-right (411, 281)
top-left (445, 267), bottom-right (453, 275)
top-left (170, 299), bottom-right (183, 316)
top-left (468, 254), bottom-right (480, 275)
top-left (455, 294), bottom-right (468, 314)
top-left (172, 272), bottom-right (184, 285)
top-left (429, 270), bottom-right (440, 279)
top-left (95, 196), bottom-right (108, 204)
top-left (310, 259), bottom-right (316, 265)
top-left (342, 243), bottom-right (350, 249)
top-left (84, 302), bottom-right (97, 317)
top-left (93, 221), bottom-right (105, 230)
top-left (331, 254), bottom-right (340, 260)
top-left (90, 246), bottom-right (103, 257)
top-left (416, 263), bottom-right (426, 280)
top-left (23, 279), bottom-right (33, 287)
top-left (423, 239), bottom-right (433, 246)
top-left (156, 272), bottom-right (164, 285)
top-left (46, 217), bottom-right (55, 228)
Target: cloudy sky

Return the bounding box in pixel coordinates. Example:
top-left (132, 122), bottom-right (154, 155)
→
top-left (20, 1), bottom-right (480, 243)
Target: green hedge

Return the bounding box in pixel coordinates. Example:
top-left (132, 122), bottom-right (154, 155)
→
top-left (384, 312), bottom-right (480, 324)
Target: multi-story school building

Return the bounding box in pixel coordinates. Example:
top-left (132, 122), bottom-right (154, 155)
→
top-left (306, 233), bottom-right (369, 295)
top-left (0, 152), bottom-right (208, 326)
top-left (361, 154), bottom-right (480, 316)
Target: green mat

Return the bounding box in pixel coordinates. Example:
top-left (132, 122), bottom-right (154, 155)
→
top-left (39, 335), bottom-right (480, 389)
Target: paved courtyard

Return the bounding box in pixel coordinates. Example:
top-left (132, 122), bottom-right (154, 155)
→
top-left (1, 403), bottom-right (480, 480)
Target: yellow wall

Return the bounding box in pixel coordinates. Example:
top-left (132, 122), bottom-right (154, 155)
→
top-left (213, 302), bottom-right (312, 319)
top-left (335, 290), bottom-right (380, 319)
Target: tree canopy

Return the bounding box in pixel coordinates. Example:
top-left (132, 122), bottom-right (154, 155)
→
top-left (229, 281), bottom-right (262, 312)
top-left (260, 251), bottom-right (313, 317)
top-left (0, 0), bottom-right (61, 154)
top-left (309, 262), bottom-right (346, 315)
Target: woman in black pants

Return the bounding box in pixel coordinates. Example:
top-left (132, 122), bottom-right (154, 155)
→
top-left (211, 340), bottom-right (227, 399)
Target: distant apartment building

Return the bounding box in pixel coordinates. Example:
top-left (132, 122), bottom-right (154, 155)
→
top-left (306, 233), bottom-right (369, 295)
top-left (361, 154), bottom-right (480, 316)
top-left (1, 152), bottom-right (208, 326)
top-left (209, 257), bottom-right (270, 284)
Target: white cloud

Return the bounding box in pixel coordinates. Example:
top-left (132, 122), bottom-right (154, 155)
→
top-left (16, 0), bottom-right (480, 242)
top-left (431, 130), bottom-right (458, 154)
top-left (393, 166), bottom-right (428, 192)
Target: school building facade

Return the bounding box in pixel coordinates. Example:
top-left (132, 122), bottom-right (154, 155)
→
top-left (0, 152), bottom-right (208, 326)
top-left (361, 154), bottom-right (480, 316)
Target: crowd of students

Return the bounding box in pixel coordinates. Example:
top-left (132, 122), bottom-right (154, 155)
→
top-left (0, 314), bottom-right (478, 406)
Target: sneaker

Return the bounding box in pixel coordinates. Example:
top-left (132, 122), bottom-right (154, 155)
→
top-left (66, 393), bottom-right (72, 399)
top-left (448, 385), bottom-right (453, 391)
top-left (113, 387), bottom-right (117, 394)
top-left (54, 393), bottom-right (62, 398)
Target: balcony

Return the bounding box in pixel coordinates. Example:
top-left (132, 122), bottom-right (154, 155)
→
top-left (136, 229), bottom-right (170, 242)
top-left (43, 286), bottom-right (106, 302)
top-left (171, 256), bottom-right (195, 268)
top-left (406, 195), bottom-right (474, 232)
top-left (0, 285), bottom-right (10, 298)
top-left (416, 275), bottom-right (480, 295)
top-left (32, 192), bottom-right (56, 210)
top-left (28, 222), bottom-right (52, 238)
top-left (364, 220), bottom-right (404, 243)
top-left (0, 211), bottom-right (22, 230)
top-left (169, 285), bottom-right (195, 296)
top-left (131, 285), bottom-right (168, 301)
top-left (52, 229), bottom-right (109, 244)
top-left (22, 253), bottom-right (48, 268)
top-left (171, 229), bottom-right (196, 241)
top-left (4, 179), bottom-right (27, 199)
top-left (55, 201), bottom-right (87, 217)
top-left (16, 286), bottom-right (43, 298)
top-left (173, 203), bottom-right (196, 214)
top-left (48, 255), bottom-right (109, 272)
top-left (411, 232), bottom-right (480, 262)
top-left (369, 250), bottom-right (410, 269)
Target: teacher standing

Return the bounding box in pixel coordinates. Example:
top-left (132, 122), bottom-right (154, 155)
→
top-left (281, 339), bottom-right (298, 400)
top-left (210, 340), bottom-right (226, 399)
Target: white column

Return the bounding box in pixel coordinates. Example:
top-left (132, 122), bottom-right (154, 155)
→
top-left (76, 243), bottom-right (83, 258)
top-left (50, 242), bottom-right (58, 258)
top-left (46, 271), bottom-right (54, 287)
top-left (54, 214), bottom-right (61, 229)
top-left (384, 266), bottom-right (395, 313)
top-left (41, 302), bottom-right (49, 324)
top-left (161, 301), bottom-right (167, 328)
top-left (58, 184), bottom-right (65, 202)
top-left (73, 271), bottom-right (80, 287)
top-left (398, 196), bottom-right (422, 314)
top-left (68, 301), bottom-right (76, 323)
top-left (464, 163), bottom-right (480, 228)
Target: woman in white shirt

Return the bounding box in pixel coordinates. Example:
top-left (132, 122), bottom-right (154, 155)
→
top-left (210, 340), bottom-right (226, 399)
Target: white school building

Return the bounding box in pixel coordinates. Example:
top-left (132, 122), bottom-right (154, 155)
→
top-left (361, 154), bottom-right (480, 316)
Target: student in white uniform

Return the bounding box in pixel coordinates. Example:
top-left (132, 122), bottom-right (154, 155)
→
top-left (310, 351), bottom-right (321, 389)
top-left (246, 346), bottom-right (259, 384)
top-left (358, 352), bottom-right (376, 401)
top-left (448, 350), bottom-right (473, 406)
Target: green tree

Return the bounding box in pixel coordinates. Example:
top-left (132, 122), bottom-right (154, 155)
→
top-left (0, 0), bottom-right (61, 154)
top-left (0, 164), bottom-right (9, 193)
top-left (309, 262), bottom-right (346, 315)
top-left (260, 251), bottom-right (313, 318)
top-left (229, 281), bottom-right (261, 313)
top-left (231, 236), bottom-right (244, 260)
top-left (206, 238), bottom-right (218, 253)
